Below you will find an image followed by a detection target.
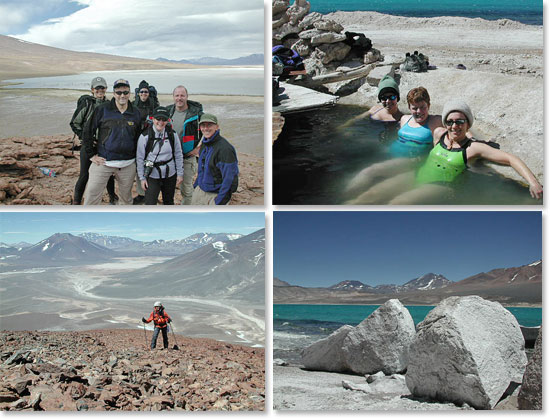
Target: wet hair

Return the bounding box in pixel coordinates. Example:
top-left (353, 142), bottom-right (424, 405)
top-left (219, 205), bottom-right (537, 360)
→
top-left (407, 87), bottom-right (430, 106)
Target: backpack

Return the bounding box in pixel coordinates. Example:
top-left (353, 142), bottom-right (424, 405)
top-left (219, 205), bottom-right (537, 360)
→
top-left (143, 119), bottom-right (177, 177)
top-left (69, 94), bottom-right (95, 137)
top-left (135, 85), bottom-right (160, 108)
top-left (272, 46), bottom-right (305, 79)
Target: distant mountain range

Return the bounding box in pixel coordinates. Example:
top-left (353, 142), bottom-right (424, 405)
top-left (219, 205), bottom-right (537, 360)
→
top-left (156, 54), bottom-right (263, 66)
top-left (91, 229), bottom-right (266, 303)
top-left (15, 233), bottom-right (112, 265)
top-left (0, 232), bottom-right (244, 264)
top-left (78, 232), bottom-right (243, 256)
top-left (330, 273), bottom-right (453, 294)
top-left (274, 261), bottom-right (542, 305)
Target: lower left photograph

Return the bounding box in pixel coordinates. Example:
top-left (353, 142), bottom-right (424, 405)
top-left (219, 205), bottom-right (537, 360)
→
top-left (0, 211), bottom-right (265, 411)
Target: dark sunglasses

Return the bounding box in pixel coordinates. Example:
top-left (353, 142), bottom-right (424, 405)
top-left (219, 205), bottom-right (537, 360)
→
top-left (380, 95), bottom-right (397, 101)
top-left (139, 90), bottom-right (149, 94)
top-left (444, 119), bottom-right (467, 126)
top-left (114, 90), bottom-right (130, 96)
top-left (155, 117), bottom-right (168, 122)
top-left (94, 86), bottom-right (106, 90)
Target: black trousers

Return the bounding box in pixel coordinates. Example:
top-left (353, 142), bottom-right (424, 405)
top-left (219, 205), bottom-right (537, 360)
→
top-left (151, 327), bottom-right (168, 349)
top-left (74, 146), bottom-right (116, 204)
top-left (144, 174), bottom-right (177, 205)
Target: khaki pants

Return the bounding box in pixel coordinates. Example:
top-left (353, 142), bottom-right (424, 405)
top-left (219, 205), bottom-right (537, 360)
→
top-left (179, 157), bottom-right (198, 205)
top-left (83, 162), bottom-right (136, 205)
top-left (191, 186), bottom-right (218, 205)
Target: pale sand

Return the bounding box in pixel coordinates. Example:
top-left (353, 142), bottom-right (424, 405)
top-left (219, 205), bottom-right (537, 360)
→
top-left (327, 12), bottom-right (543, 184)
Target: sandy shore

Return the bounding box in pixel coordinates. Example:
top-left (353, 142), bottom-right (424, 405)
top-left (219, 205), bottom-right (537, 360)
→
top-left (326, 12), bottom-right (543, 185)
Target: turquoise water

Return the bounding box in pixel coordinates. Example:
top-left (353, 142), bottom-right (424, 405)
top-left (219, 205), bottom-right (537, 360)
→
top-left (4, 68), bottom-right (264, 96)
top-left (274, 303), bottom-right (542, 328)
top-left (309, 0), bottom-right (542, 25)
top-left (273, 303), bottom-right (542, 363)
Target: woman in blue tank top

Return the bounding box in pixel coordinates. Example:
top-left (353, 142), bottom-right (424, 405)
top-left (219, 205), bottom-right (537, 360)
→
top-left (346, 87), bottom-right (442, 196)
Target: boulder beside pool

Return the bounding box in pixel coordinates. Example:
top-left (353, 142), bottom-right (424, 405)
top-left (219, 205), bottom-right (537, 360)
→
top-left (406, 296), bottom-right (527, 410)
top-left (301, 299), bottom-right (415, 375)
top-left (342, 299), bottom-right (415, 374)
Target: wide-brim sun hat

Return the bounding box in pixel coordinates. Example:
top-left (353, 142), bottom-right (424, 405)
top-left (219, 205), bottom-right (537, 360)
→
top-left (442, 99), bottom-right (474, 127)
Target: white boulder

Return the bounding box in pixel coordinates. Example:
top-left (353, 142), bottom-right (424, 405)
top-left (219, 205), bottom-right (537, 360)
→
top-left (342, 299), bottom-right (416, 374)
top-left (301, 325), bottom-right (353, 372)
top-left (406, 296), bottom-right (527, 409)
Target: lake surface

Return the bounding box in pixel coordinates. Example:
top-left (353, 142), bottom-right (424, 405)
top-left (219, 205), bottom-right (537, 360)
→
top-left (273, 105), bottom-right (540, 205)
top-left (3, 67), bottom-right (264, 96)
top-left (311, 0), bottom-right (542, 25)
top-left (273, 303), bottom-right (542, 363)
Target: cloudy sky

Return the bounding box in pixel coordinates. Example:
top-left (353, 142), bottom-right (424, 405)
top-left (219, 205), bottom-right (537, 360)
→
top-left (1, 0), bottom-right (264, 60)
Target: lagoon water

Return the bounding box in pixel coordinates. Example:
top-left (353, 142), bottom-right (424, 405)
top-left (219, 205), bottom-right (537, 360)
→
top-left (4, 67), bottom-right (264, 96)
top-left (311, 0), bottom-right (542, 25)
top-left (272, 105), bottom-right (539, 205)
top-left (273, 303), bottom-right (542, 363)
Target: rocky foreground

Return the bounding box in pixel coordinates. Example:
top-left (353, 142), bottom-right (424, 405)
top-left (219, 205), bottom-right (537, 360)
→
top-left (275, 297), bottom-right (542, 410)
top-left (0, 329), bottom-right (264, 411)
top-left (0, 135), bottom-right (264, 205)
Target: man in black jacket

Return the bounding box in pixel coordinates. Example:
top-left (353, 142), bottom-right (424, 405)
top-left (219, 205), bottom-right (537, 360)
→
top-left (82, 79), bottom-right (142, 205)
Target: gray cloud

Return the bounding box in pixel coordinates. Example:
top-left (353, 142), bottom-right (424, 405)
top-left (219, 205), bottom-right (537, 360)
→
top-left (9, 0), bottom-right (264, 60)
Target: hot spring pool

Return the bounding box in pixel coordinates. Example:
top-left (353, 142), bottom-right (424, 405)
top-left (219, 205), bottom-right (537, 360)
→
top-left (273, 105), bottom-right (540, 205)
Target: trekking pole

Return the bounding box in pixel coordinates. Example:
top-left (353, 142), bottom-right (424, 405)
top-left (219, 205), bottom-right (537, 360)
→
top-left (142, 322), bottom-right (148, 349)
top-left (170, 323), bottom-right (179, 350)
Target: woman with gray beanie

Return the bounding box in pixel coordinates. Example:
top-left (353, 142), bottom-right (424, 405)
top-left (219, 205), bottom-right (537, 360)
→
top-left (348, 99), bottom-right (542, 204)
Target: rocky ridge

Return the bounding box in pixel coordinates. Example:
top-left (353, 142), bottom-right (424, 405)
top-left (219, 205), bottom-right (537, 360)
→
top-left (0, 135), bottom-right (263, 205)
top-left (0, 329), bottom-right (264, 411)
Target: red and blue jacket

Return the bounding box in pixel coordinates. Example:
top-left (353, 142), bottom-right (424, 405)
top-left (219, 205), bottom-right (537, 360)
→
top-left (167, 100), bottom-right (203, 155)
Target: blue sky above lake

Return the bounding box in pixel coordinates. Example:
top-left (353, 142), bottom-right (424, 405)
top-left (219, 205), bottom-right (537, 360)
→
top-left (0, 211), bottom-right (265, 243)
top-left (274, 211), bottom-right (542, 287)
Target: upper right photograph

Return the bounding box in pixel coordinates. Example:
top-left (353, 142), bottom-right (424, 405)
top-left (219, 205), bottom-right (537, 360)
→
top-left (272, 0), bottom-right (543, 205)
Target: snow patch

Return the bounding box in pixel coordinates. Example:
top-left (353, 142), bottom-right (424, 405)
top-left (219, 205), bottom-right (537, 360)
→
top-left (529, 260), bottom-right (541, 267)
top-left (509, 273), bottom-right (519, 283)
top-left (42, 243), bottom-right (50, 251)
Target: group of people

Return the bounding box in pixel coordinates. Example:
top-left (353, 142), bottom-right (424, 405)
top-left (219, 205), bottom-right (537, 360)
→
top-left (345, 75), bottom-right (543, 204)
top-left (70, 77), bottom-right (239, 205)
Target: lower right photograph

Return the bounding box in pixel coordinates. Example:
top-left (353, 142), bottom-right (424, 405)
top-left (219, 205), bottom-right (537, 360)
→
top-left (273, 211), bottom-right (542, 411)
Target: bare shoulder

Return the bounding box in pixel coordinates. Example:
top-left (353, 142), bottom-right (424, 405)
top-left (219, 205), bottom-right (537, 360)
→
top-left (429, 114), bottom-right (443, 129)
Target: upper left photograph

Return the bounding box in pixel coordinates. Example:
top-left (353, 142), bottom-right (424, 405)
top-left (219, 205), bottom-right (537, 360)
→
top-left (0, 0), bottom-right (264, 206)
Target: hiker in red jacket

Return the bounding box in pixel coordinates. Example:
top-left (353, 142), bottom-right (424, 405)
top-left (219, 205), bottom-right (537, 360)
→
top-left (142, 301), bottom-right (171, 349)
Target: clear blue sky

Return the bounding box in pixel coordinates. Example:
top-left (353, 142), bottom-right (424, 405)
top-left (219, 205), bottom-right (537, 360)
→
top-left (274, 211), bottom-right (542, 287)
top-left (0, 211), bottom-right (265, 244)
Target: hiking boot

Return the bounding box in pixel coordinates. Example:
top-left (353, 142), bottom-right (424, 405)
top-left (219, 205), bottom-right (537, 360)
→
top-left (109, 194), bottom-right (119, 205)
top-left (133, 195), bottom-right (145, 205)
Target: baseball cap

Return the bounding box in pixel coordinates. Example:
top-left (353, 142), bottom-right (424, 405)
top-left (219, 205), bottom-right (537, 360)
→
top-left (91, 76), bottom-right (107, 89)
top-left (152, 106), bottom-right (170, 120)
top-left (113, 78), bottom-right (130, 89)
top-left (199, 113), bottom-right (218, 125)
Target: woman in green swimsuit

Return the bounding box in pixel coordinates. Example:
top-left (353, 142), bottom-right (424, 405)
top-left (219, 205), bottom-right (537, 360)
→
top-left (348, 99), bottom-right (543, 204)
top-left (346, 87), bottom-right (442, 197)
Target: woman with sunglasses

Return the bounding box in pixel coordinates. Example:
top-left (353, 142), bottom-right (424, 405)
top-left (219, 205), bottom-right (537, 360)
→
top-left (136, 106), bottom-right (184, 205)
top-left (346, 87), bottom-right (442, 196)
top-left (343, 75), bottom-right (403, 125)
top-left (348, 99), bottom-right (543, 204)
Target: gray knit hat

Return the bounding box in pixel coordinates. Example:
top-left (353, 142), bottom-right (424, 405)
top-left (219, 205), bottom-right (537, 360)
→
top-left (442, 99), bottom-right (474, 127)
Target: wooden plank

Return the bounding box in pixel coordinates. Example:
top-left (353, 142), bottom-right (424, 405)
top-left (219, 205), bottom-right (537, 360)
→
top-left (273, 82), bottom-right (338, 114)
